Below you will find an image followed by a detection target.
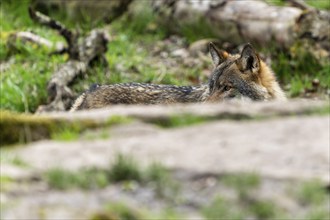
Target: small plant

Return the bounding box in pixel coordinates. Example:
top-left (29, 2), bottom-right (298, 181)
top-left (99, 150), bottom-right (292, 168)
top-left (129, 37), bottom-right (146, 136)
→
top-left (222, 172), bottom-right (261, 199)
top-left (305, 207), bottom-right (330, 220)
top-left (45, 168), bottom-right (78, 190)
top-left (146, 162), bottom-right (170, 183)
top-left (90, 202), bottom-right (142, 220)
top-left (145, 162), bottom-right (179, 198)
top-left (296, 179), bottom-right (328, 206)
top-left (155, 114), bottom-right (209, 128)
top-left (216, 172), bottom-right (280, 219)
top-left (202, 196), bottom-right (243, 220)
top-left (108, 154), bottom-right (142, 182)
top-left (0, 151), bottom-right (29, 167)
top-left (51, 127), bottom-right (80, 141)
top-left (105, 116), bottom-right (132, 126)
top-left (11, 156), bottom-right (29, 167)
top-left (248, 200), bottom-right (277, 219)
top-left (89, 212), bottom-right (118, 220)
top-left (45, 167), bottom-right (108, 190)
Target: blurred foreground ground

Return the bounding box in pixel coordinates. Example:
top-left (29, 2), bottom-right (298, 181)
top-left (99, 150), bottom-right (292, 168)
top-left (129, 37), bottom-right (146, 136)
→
top-left (1, 100), bottom-right (329, 219)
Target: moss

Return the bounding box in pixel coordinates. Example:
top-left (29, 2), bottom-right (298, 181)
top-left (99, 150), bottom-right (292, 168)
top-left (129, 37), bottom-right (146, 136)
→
top-left (105, 115), bottom-right (133, 126)
top-left (0, 111), bottom-right (133, 145)
top-left (153, 114), bottom-right (211, 128)
top-left (0, 110), bottom-right (55, 145)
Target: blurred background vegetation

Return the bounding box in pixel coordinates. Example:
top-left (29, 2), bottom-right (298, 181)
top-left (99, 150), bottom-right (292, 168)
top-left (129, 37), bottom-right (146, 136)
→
top-left (0, 1), bottom-right (329, 219)
top-left (0, 0), bottom-right (329, 113)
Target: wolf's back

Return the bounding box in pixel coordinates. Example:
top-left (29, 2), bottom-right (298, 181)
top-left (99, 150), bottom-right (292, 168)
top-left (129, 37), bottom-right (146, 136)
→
top-left (70, 83), bottom-right (209, 111)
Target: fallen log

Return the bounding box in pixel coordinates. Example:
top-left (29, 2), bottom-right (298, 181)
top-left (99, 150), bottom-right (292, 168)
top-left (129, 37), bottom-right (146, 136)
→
top-left (152, 0), bottom-right (330, 62)
top-left (27, 7), bottom-right (110, 113)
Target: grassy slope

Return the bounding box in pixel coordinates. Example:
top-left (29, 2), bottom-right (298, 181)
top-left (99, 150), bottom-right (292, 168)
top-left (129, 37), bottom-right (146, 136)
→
top-left (0, 1), bottom-right (329, 113)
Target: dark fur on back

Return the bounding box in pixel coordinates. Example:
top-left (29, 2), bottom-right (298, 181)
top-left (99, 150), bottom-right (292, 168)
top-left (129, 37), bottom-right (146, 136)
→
top-left (76, 83), bottom-right (209, 110)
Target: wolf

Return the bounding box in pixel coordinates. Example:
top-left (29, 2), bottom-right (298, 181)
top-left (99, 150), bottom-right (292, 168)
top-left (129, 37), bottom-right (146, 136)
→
top-left (70, 43), bottom-right (286, 111)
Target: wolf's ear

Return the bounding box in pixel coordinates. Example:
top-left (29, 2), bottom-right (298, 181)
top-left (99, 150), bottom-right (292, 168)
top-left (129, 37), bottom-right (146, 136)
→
top-left (209, 42), bottom-right (227, 67)
top-left (237, 43), bottom-right (260, 74)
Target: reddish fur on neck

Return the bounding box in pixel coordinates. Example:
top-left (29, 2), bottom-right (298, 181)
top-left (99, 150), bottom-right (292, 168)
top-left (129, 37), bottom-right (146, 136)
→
top-left (258, 61), bottom-right (279, 98)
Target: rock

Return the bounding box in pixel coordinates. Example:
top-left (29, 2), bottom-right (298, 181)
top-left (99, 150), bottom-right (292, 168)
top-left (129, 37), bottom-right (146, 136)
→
top-left (12, 115), bottom-right (330, 183)
top-left (189, 39), bottom-right (218, 56)
top-left (170, 48), bottom-right (189, 58)
top-left (1, 100), bottom-right (329, 219)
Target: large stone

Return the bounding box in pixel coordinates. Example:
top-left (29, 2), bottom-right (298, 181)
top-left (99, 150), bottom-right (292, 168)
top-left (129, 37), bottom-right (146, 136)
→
top-left (12, 115), bottom-right (330, 183)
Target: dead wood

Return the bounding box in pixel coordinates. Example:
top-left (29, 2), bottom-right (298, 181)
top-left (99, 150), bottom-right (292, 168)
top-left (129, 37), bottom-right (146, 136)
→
top-left (152, 0), bottom-right (330, 62)
top-left (286, 0), bottom-right (316, 11)
top-left (7, 31), bottom-right (66, 53)
top-left (27, 8), bottom-right (110, 113)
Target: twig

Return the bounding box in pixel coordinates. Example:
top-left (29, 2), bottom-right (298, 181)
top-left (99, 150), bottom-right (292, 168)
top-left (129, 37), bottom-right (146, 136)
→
top-left (285, 0), bottom-right (316, 11)
top-left (8, 31), bottom-right (66, 52)
top-left (28, 7), bottom-right (79, 59)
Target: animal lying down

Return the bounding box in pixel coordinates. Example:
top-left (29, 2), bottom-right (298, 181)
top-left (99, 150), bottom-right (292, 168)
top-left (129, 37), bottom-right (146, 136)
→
top-left (70, 43), bottom-right (286, 111)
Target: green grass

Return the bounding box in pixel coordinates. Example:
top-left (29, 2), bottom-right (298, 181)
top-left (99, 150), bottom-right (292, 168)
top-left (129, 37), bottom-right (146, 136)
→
top-left (90, 202), bottom-right (142, 220)
top-left (202, 196), bottom-right (243, 220)
top-left (222, 172), bottom-right (261, 199)
top-left (108, 154), bottom-right (142, 182)
top-left (44, 154), bottom-right (144, 190)
top-left (0, 1), bottom-right (68, 112)
top-left (248, 200), bottom-right (277, 219)
top-left (0, 175), bottom-right (14, 192)
top-left (271, 49), bottom-right (330, 97)
top-left (266, 0), bottom-right (330, 10)
top-left (205, 173), bottom-right (330, 220)
top-left (179, 16), bottom-right (218, 44)
top-left (50, 125), bottom-right (81, 141)
top-left (1, 0), bottom-right (329, 115)
top-left (145, 162), bottom-right (180, 199)
top-left (45, 167), bottom-right (108, 190)
top-left (306, 0), bottom-right (330, 10)
top-left (202, 172), bottom-right (281, 220)
top-left (0, 110), bottom-right (133, 145)
top-left (295, 179), bottom-right (328, 206)
top-left (305, 207), bottom-right (330, 220)
top-left (0, 151), bottom-right (29, 167)
top-left (154, 114), bottom-right (210, 128)
top-left (43, 155), bottom-right (179, 202)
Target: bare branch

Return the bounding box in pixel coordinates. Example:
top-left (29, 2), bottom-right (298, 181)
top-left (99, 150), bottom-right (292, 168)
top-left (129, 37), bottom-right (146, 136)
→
top-left (8, 31), bottom-right (66, 52)
top-left (285, 0), bottom-right (316, 11)
top-left (28, 6), bottom-right (76, 55)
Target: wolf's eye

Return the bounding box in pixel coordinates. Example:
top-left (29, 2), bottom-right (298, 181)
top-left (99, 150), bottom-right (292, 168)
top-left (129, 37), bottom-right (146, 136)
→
top-left (223, 85), bottom-right (231, 92)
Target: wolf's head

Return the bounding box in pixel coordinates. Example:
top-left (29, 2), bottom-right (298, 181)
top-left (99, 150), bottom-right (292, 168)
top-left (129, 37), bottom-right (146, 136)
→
top-left (207, 43), bottom-right (285, 102)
